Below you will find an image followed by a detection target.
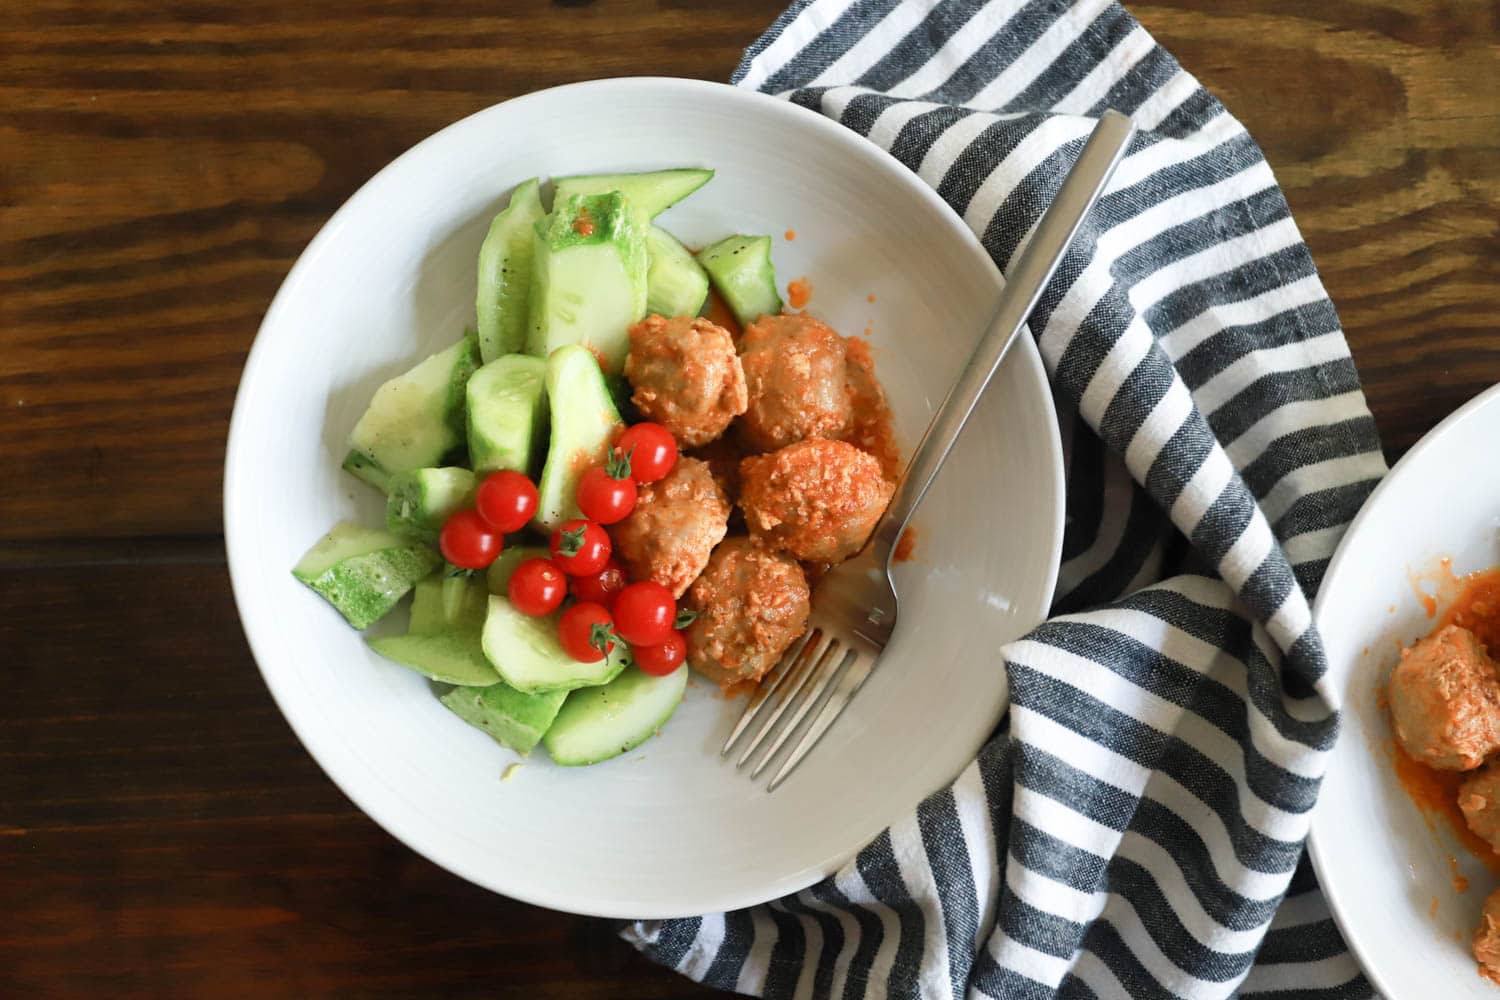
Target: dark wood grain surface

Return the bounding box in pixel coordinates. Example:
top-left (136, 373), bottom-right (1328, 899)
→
top-left (3, 1), bottom-right (1498, 996)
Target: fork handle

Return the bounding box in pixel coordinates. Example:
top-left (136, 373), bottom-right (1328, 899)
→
top-left (870, 109), bottom-right (1136, 561)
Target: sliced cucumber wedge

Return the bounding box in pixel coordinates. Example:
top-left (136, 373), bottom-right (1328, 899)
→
top-left (645, 226), bottom-right (710, 318)
top-left (525, 191), bottom-right (648, 375)
top-left (533, 345), bottom-right (624, 532)
top-left (476, 178), bottom-right (545, 363)
top-left (292, 522), bottom-right (440, 630)
top-left (485, 545), bottom-right (549, 596)
top-left (466, 354), bottom-right (547, 477)
top-left (439, 682), bottom-right (567, 756)
top-left (481, 594), bottom-right (627, 694)
top-left (551, 168), bottom-right (713, 220)
top-left (408, 572), bottom-right (489, 634)
top-left (697, 235), bottom-right (783, 328)
top-left (543, 665), bottom-right (689, 766)
top-left (347, 337), bottom-right (481, 478)
top-left (368, 629), bottom-right (499, 686)
top-left (385, 467), bottom-right (475, 543)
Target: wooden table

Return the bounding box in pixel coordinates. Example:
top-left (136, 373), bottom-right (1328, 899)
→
top-left (4, 1), bottom-right (1497, 995)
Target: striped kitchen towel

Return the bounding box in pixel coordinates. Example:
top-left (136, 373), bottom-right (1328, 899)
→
top-left (626, 1), bottom-right (1388, 997)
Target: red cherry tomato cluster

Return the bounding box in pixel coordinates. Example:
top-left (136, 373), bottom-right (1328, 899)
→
top-left (437, 470), bottom-right (538, 569)
top-left (436, 423), bottom-right (689, 671)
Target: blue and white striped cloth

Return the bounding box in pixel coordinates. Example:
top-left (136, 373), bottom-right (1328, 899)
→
top-left (626, 2), bottom-right (1388, 996)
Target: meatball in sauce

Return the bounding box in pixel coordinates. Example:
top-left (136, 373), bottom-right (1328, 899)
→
top-left (1461, 760), bottom-right (1500, 853)
top-left (1389, 624), bottom-right (1500, 771)
top-left (609, 457), bottom-right (729, 598)
top-left (684, 538), bottom-right (810, 689)
top-left (624, 314), bottom-right (747, 448)
top-left (736, 314), bottom-right (852, 454)
top-left (739, 438), bottom-right (893, 564)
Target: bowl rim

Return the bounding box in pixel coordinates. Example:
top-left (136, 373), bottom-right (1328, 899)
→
top-left (1308, 380), bottom-right (1500, 995)
top-left (224, 75), bottom-right (1066, 917)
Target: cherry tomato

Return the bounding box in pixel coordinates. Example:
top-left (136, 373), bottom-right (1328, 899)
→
top-left (612, 581), bottom-right (676, 646)
top-left (570, 558), bottom-right (628, 608)
top-left (475, 470), bottom-right (538, 533)
top-left (549, 519), bottom-right (612, 576)
top-left (439, 509), bottom-right (503, 569)
top-left (507, 557), bottom-right (567, 617)
top-left (635, 631), bottom-right (686, 676)
top-left (576, 452), bottom-right (638, 525)
top-left (616, 422), bottom-right (677, 483)
top-left (559, 601), bottom-right (615, 663)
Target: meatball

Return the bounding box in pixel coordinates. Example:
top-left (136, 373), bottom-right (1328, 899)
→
top-left (685, 538), bottom-right (810, 688)
top-left (1477, 888), bottom-right (1500, 983)
top-left (1389, 625), bottom-right (1500, 771)
top-left (738, 439), bottom-right (894, 564)
top-left (736, 314), bottom-right (851, 453)
top-left (1461, 761), bottom-right (1500, 852)
top-left (609, 457), bottom-right (729, 597)
top-left (624, 315), bottom-right (747, 447)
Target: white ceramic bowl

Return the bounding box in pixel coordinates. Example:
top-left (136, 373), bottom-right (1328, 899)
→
top-left (225, 77), bottom-right (1065, 918)
top-left (1311, 382), bottom-right (1500, 996)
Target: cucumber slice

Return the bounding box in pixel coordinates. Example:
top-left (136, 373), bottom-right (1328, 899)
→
top-left (697, 235), bottom-right (783, 328)
top-left (543, 665), bottom-right (689, 766)
top-left (551, 168), bottom-right (713, 220)
top-left (485, 545), bottom-right (549, 596)
top-left (348, 337), bottom-right (481, 477)
top-left (439, 682), bottom-right (567, 756)
top-left (525, 192), bottom-right (648, 375)
top-left (385, 467), bottom-right (475, 543)
top-left (645, 226), bottom-right (710, 318)
top-left (533, 345), bottom-right (624, 532)
top-left (408, 572), bottom-right (489, 634)
top-left (476, 178), bottom-right (545, 363)
top-left (466, 354), bottom-right (548, 477)
top-left (292, 521), bottom-right (440, 630)
top-left (368, 629), bottom-right (499, 686)
top-left (481, 594), bottom-right (627, 694)
top-left (342, 449), bottom-right (392, 494)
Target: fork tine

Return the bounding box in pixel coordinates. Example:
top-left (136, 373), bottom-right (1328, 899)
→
top-left (721, 630), bottom-right (817, 755)
top-left (735, 633), bottom-right (833, 768)
top-left (749, 642), bottom-right (854, 778)
top-left (767, 649), bottom-right (875, 792)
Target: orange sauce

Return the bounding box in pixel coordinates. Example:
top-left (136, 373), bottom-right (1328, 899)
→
top-left (573, 208), bottom-right (594, 237)
top-left (1389, 566), bottom-right (1500, 891)
top-left (703, 289), bottom-right (741, 339)
top-left (894, 526), bottom-right (918, 563)
top-left (1392, 742), bottom-right (1499, 883)
top-left (866, 293), bottom-right (876, 303)
top-left (787, 277), bottom-right (812, 310)
top-left (784, 229), bottom-right (796, 241)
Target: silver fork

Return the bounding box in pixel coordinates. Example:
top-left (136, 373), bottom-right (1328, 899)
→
top-left (725, 110), bottom-right (1137, 791)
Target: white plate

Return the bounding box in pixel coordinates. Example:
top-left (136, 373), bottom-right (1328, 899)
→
top-left (225, 78), bottom-right (1065, 919)
top-left (1311, 382), bottom-right (1500, 996)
